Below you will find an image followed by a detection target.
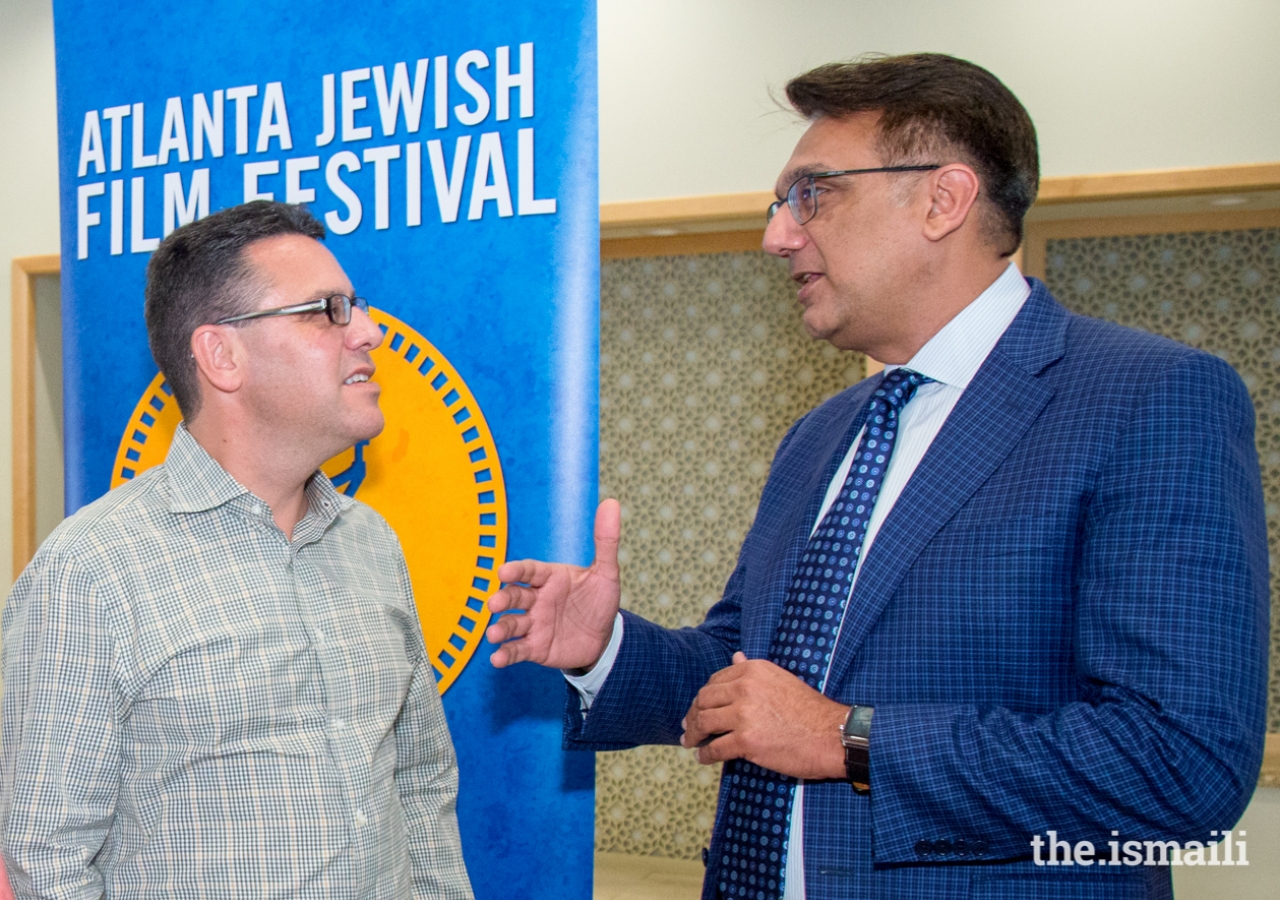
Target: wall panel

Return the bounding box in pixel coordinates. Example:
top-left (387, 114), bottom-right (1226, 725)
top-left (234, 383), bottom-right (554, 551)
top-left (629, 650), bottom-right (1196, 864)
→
top-left (595, 250), bottom-right (866, 857)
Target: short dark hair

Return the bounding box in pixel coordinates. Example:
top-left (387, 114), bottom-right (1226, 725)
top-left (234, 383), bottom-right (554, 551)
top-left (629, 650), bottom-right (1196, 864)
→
top-left (785, 53), bottom-right (1039, 256)
top-left (144, 200), bottom-right (326, 418)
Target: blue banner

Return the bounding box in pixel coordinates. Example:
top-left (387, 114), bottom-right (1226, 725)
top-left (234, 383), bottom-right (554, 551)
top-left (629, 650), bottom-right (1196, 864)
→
top-left (53, 1), bottom-right (598, 897)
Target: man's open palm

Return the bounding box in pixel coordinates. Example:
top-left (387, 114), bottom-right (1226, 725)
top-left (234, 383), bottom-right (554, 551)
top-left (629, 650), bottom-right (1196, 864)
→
top-left (485, 499), bottom-right (623, 670)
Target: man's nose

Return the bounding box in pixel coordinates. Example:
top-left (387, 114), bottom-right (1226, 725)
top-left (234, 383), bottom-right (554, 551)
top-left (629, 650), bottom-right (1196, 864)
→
top-left (762, 204), bottom-right (805, 257)
top-left (347, 306), bottom-right (384, 350)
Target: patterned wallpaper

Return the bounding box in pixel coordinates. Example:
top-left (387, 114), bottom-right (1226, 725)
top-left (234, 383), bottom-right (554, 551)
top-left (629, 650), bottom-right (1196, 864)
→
top-left (595, 227), bottom-right (1280, 858)
top-left (1043, 228), bottom-right (1280, 736)
top-left (596, 252), bottom-right (865, 858)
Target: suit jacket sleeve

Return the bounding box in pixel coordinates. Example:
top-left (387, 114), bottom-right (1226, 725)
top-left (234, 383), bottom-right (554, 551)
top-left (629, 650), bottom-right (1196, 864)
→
top-left (562, 559), bottom-right (743, 750)
top-left (562, 416), bottom-right (817, 750)
top-left (866, 351), bottom-right (1271, 861)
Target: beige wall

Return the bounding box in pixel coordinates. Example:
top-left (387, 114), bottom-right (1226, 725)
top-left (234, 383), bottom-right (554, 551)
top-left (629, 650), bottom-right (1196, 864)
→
top-left (9, 0), bottom-right (1280, 213)
top-left (598, 0), bottom-right (1280, 202)
top-left (1175, 787), bottom-right (1280, 897)
top-left (0, 0), bottom-right (60, 583)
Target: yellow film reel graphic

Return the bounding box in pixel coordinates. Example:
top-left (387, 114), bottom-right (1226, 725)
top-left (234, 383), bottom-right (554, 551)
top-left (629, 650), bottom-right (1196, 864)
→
top-left (110, 308), bottom-right (507, 694)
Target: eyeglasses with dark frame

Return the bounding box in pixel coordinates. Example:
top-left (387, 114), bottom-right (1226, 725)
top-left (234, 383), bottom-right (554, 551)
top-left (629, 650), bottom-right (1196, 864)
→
top-left (767, 166), bottom-right (942, 226)
top-left (215, 294), bottom-right (371, 327)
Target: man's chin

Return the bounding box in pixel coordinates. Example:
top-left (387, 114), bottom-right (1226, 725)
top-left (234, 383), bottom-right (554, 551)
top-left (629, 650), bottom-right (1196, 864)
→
top-left (799, 309), bottom-right (839, 343)
top-left (328, 413), bottom-right (386, 457)
top-left (355, 412), bottom-right (386, 444)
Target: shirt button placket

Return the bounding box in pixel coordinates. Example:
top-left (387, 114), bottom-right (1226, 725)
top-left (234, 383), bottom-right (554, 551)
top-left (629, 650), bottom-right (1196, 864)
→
top-left (298, 555), bottom-right (365, 842)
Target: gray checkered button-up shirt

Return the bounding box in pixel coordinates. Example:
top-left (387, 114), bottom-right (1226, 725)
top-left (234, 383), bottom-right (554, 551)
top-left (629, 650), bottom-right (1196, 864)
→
top-left (1, 426), bottom-right (473, 899)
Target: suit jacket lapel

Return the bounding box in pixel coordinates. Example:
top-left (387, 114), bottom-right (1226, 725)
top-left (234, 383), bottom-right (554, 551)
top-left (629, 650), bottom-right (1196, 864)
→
top-left (822, 281), bottom-right (1070, 691)
top-left (741, 379), bottom-right (878, 659)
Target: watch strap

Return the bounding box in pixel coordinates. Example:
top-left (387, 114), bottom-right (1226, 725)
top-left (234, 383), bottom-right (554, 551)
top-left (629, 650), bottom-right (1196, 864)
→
top-left (844, 743), bottom-right (870, 793)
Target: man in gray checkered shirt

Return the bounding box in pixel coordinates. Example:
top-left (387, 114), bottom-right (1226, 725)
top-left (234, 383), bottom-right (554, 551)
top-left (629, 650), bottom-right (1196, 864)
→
top-left (1, 201), bottom-right (474, 899)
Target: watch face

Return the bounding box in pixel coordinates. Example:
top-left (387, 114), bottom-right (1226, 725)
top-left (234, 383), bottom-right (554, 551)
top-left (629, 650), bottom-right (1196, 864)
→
top-left (844, 705), bottom-right (875, 740)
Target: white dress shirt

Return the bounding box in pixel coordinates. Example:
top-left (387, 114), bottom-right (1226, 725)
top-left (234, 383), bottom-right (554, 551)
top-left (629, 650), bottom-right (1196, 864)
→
top-left (569, 262), bottom-right (1029, 898)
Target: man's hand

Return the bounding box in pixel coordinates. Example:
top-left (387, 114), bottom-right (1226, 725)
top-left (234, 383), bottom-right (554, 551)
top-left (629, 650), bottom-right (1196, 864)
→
top-left (486, 499), bottom-right (622, 670)
top-left (680, 652), bottom-right (850, 780)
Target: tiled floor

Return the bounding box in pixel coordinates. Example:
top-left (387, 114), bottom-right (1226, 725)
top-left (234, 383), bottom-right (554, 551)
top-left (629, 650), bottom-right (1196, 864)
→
top-left (595, 852), bottom-right (704, 900)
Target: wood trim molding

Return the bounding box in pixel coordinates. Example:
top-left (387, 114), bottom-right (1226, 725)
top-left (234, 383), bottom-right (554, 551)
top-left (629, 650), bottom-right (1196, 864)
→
top-left (601, 191), bottom-right (772, 238)
top-left (1035, 162), bottom-right (1280, 205)
top-left (1022, 207), bottom-right (1280, 281)
top-left (601, 229), bottom-right (765, 260)
top-left (1264, 733), bottom-right (1280, 788)
top-left (600, 163), bottom-right (1280, 240)
top-left (11, 255), bottom-right (59, 581)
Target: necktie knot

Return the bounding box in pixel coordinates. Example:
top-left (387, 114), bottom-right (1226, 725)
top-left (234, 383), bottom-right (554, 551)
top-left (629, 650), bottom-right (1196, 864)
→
top-left (872, 367), bottom-right (933, 413)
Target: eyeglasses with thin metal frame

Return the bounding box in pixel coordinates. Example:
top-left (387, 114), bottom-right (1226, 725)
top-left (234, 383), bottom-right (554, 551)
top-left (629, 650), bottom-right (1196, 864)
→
top-left (767, 166), bottom-right (942, 225)
top-left (215, 294), bottom-right (371, 327)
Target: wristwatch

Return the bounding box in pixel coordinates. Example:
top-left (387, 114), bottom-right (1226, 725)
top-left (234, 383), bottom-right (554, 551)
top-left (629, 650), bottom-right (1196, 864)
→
top-left (839, 705), bottom-right (873, 794)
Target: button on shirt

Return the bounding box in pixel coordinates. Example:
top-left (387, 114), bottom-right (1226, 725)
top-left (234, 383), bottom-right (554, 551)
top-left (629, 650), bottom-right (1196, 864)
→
top-left (1, 426), bottom-right (473, 900)
top-left (569, 262), bottom-right (1030, 900)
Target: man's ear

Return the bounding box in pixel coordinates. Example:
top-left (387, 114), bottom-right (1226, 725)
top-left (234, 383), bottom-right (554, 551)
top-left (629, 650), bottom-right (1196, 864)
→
top-left (190, 324), bottom-right (245, 395)
top-left (922, 163), bottom-right (982, 243)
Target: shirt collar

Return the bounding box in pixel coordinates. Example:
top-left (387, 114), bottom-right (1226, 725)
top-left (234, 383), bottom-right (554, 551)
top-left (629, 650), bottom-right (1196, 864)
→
top-left (890, 261), bottom-right (1030, 390)
top-left (297, 470), bottom-right (351, 539)
top-left (164, 424), bottom-right (352, 530)
top-left (165, 425), bottom-right (251, 513)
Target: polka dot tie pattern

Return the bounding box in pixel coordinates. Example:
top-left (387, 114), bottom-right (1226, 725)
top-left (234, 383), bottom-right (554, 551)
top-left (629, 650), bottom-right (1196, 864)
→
top-left (715, 368), bottom-right (932, 900)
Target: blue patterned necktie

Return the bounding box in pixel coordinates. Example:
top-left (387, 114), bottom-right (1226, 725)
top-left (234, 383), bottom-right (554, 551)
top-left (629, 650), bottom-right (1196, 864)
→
top-left (716, 367), bottom-right (933, 900)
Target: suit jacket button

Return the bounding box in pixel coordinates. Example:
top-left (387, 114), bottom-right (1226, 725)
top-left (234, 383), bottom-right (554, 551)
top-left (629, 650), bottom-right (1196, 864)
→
top-left (972, 840), bottom-right (988, 856)
top-left (914, 840), bottom-right (934, 856)
top-left (954, 838), bottom-right (968, 855)
top-left (933, 839), bottom-right (952, 855)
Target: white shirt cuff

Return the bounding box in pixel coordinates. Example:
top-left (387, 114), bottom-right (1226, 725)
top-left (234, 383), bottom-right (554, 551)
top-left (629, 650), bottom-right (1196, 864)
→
top-left (563, 612), bottom-right (624, 710)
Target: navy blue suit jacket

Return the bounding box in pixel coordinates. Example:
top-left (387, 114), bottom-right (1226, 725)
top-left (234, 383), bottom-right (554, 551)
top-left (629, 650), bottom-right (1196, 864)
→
top-left (567, 280), bottom-right (1270, 900)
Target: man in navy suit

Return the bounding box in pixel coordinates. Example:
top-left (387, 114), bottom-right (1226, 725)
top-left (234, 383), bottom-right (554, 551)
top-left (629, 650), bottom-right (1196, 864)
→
top-left (486, 54), bottom-right (1269, 900)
